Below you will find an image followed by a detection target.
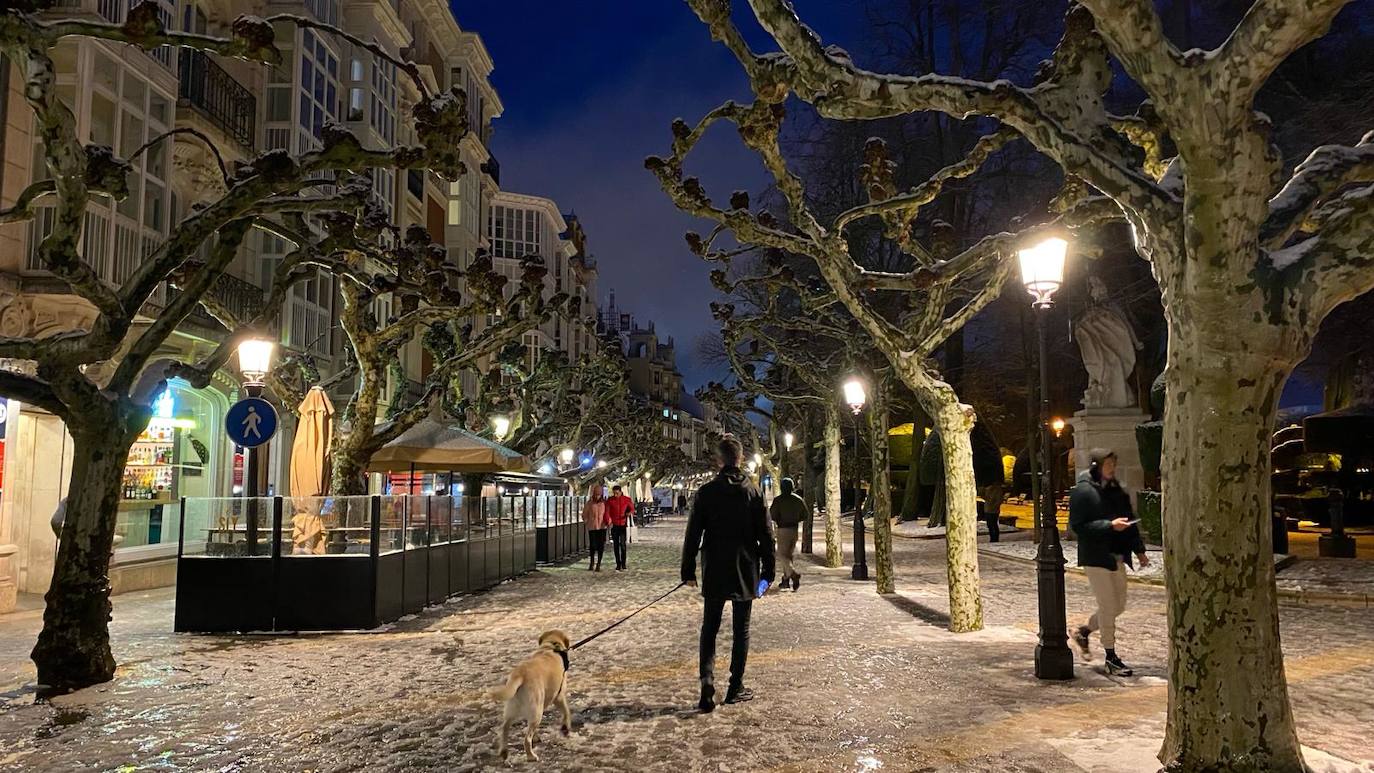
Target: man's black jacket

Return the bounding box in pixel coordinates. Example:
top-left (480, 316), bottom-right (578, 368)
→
top-left (681, 466), bottom-right (776, 601)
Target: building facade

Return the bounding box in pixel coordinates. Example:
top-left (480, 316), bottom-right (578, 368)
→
top-left (0, 0), bottom-right (502, 608)
top-left (597, 292), bottom-right (717, 467)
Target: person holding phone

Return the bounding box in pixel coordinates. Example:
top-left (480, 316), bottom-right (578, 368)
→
top-left (681, 434), bottom-right (775, 713)
top-left (1069, 448), bottom-right (1150, 675)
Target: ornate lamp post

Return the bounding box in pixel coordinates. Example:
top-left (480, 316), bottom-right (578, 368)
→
top-left (235, 337), bottom-right (274, 499)
top-left (235, 337), bottom-right (274, 553)
top-left (782, 430), bottom-right (794, 480)
top-left (1019, 236), bottom-right (1074, 680)
top-left (843, 376), bottom-right (868, 581)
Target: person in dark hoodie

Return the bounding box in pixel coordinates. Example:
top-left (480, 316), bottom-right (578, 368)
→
top-left (682, 434), bottom-right (775, 713)
top-left (1069, 448), bottom-right (1149, 675)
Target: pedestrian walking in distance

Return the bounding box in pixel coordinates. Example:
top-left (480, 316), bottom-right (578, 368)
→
top-left (582, 486), bottom-right (608, 571)
top-left (769, 477), bottom-right (806, 591)
top-left (1069, 448), bottom-right (1150, 676)
top-left (682, 435), bottom-right (775, 713)
top-left (605, 485), bottom-right (635, 571)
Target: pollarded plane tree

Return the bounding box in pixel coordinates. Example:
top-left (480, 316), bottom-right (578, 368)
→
top-left (674, 1), bottom-right (1374, 768)
top-left (718, 286), bottom-right (900, 594)
top-left (0, 1), bottom-right (477, 692)
top-left (651, 96), bottom-right (1106, 634)
top-left (464, 328), bottom-right (627, 463)
top-left (260, 224), bottom-right (571, 495)
top-left (704, 260), bottom-right (872, 574)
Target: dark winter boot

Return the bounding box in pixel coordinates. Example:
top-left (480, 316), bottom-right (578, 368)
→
top-left (697, 685), bottom-right (715, 713)
top-left (791, 573), bottom-right (801, 591)
top-left (724, 684), bottom-right (754, 704)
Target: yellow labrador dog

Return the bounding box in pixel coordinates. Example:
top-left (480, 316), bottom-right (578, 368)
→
top-left (488, 630), bottom-right (573, 761)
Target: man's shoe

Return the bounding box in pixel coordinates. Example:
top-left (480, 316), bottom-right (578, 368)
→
top-left (1072, 625), bottom-right (1092, 660)
top-left (791, 573), bottom-right (800, 591)
top-left (723, 684), bottom-right (754, 704)
top-left (697, 687), bottom-right (715, 713)
top-left (1105, 653), bottom-right (1134, 676)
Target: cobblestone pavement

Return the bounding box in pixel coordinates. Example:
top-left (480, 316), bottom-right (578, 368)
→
top-left (2, 517), bottom-right (1373, 772)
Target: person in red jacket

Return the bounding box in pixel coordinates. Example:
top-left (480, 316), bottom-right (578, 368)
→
top-left (604, 485), bottom-right (636, 570)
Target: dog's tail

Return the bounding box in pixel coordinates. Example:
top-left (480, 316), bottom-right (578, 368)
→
top-left (487, 674), bottom-right (523, 702)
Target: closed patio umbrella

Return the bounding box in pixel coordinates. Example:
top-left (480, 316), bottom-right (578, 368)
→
top-left (289, 387), bottom-right (334, 554)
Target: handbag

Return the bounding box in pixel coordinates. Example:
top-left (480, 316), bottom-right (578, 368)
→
top-left (628, 515), bottom-right (639, 542)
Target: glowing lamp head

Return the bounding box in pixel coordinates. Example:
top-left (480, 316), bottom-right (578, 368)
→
top-left (490, 414), bottom-right (511, 440)
top-left (559, 447), bottom-right (575, 465)
top-left (596, 460), bottom-right (608, 469)
top-left (843, 378), bottom-right (867, 414)
top-left (1018, 237), bottom-right (1068, 308)
top-left (783, 431), bottom-right (794, 450)
top-left (237, 337), bottom-right (275, 386)
top-left (1051, 418), bottom-right (1066, 437)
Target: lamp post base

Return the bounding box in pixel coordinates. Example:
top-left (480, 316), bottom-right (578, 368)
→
top-left (851, 511), bottom-right (868, 581)
top-left (1034, 643), bottom-right (1075, 680)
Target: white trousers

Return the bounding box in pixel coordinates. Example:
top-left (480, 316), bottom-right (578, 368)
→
top-left (1084, 558), bottom-right (1128, 648)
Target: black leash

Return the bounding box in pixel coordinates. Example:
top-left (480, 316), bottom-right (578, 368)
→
top-left (569, 581), bottom-right (687, 651)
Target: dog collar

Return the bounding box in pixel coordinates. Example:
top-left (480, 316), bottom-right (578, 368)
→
top-left (559, 650), bottom-right (570, 672)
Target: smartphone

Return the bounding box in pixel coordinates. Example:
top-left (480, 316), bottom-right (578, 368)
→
top-left (1125, 518), bottom-right (1141, 526)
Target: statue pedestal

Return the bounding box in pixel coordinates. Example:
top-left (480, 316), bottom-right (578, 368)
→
top-left (1070, 408), bottom-right (1151, 495)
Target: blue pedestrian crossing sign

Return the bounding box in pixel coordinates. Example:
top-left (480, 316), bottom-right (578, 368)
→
top-left (226, 397), bottom-right (278, 448)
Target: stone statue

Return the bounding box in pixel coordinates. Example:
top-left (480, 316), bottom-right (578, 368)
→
top-left (1074, 276), bottom-right (1142, 409)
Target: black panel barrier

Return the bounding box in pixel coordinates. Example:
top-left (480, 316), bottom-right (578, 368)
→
top-left (173, 493), bottom-right (575, 633)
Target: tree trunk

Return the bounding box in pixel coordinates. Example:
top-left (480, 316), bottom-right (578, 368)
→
top-left (931, 403), bottom-right (983, 633)
top-left (31, 405), bottom-right (142, 695)
top-left (801, 410), bottom-right (818, 554)
top-left (1159, 322), bottom-right (1303, 772)
top-left (823, 403), bottom-right (843, 568)
top-left (869, 381), bottom-right (894, 594)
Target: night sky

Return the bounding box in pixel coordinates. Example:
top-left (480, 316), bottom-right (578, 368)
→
top-left (452, 2), bottom-right (867, 389)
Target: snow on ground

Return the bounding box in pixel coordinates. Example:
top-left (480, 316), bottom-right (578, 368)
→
top-left (1, 517), bottom-right (1372, 771)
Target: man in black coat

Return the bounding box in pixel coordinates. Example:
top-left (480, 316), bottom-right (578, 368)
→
top-left (682, 435), bottom-right (775, 712)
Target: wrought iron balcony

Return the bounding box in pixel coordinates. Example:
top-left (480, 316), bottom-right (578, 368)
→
top-left (166, 272), bottom-right (267, 330)
top-left (178, 51), bottom-right (255, 151)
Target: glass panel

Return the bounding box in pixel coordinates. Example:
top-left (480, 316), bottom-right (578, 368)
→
top-left (90, 92), bottom-right (116, 148)
top-left (119, 110), bottom-right (144, 161)
top-left (405, 495), bottom-right (428, 550)
top-left (431, 495), bottom-right (452, 545)
top-left (121, 72), bottom-right (146, 111)
top-left (283, 495), bottom-right (371, 555)
top-left (179, 497), bottom-right (273, 557)
top-left (92, 52), bottom-right (117, 93)
top-left (377, 495), bottom-right (405, 554)
top-left (449, 494), bottom-right (468, 541)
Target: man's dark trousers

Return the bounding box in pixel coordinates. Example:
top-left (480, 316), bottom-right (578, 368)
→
top-left (699, 597), bottom-right (753, 691)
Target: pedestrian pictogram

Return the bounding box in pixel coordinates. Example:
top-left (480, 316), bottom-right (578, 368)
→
top-left (226, 397), bottom-right (278, 448)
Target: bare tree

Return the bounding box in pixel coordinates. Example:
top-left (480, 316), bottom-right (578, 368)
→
top-left (666, 1), bottom-right (1374, 768)
top-left (0, 2), bottom-right (475, 692)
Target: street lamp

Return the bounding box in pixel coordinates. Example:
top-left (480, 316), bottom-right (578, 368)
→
top-left (236, 337), bottom-right (274, 396)
top-left (842, 376), bottom-right (868, 581)
top-left (559, 447), bottom-right (576, 467)
top-left (1051, 418), bottom-right (1066, 437)
top-left (1019, 235), bottom-right (1074, 681)
top-left (596, 460), bottom-right (608, 469)
top-left (783, 431), bottom-right (794, 450)
top-left (491, 414), bottom-right (511, 441)
top-left (235, 336), bottom-right (274, 552)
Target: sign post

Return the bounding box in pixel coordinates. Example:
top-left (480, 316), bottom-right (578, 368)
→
top-left (226, 397), bottom-right (279, 554)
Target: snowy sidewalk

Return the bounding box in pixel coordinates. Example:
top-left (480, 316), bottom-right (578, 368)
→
top-left (1, 520), bottom-right (1372, 771)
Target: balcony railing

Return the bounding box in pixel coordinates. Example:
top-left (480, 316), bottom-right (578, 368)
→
top-left (178, 50), bottom-right (255, 151)
top-left (166, 272), bottom-right (266, 330)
